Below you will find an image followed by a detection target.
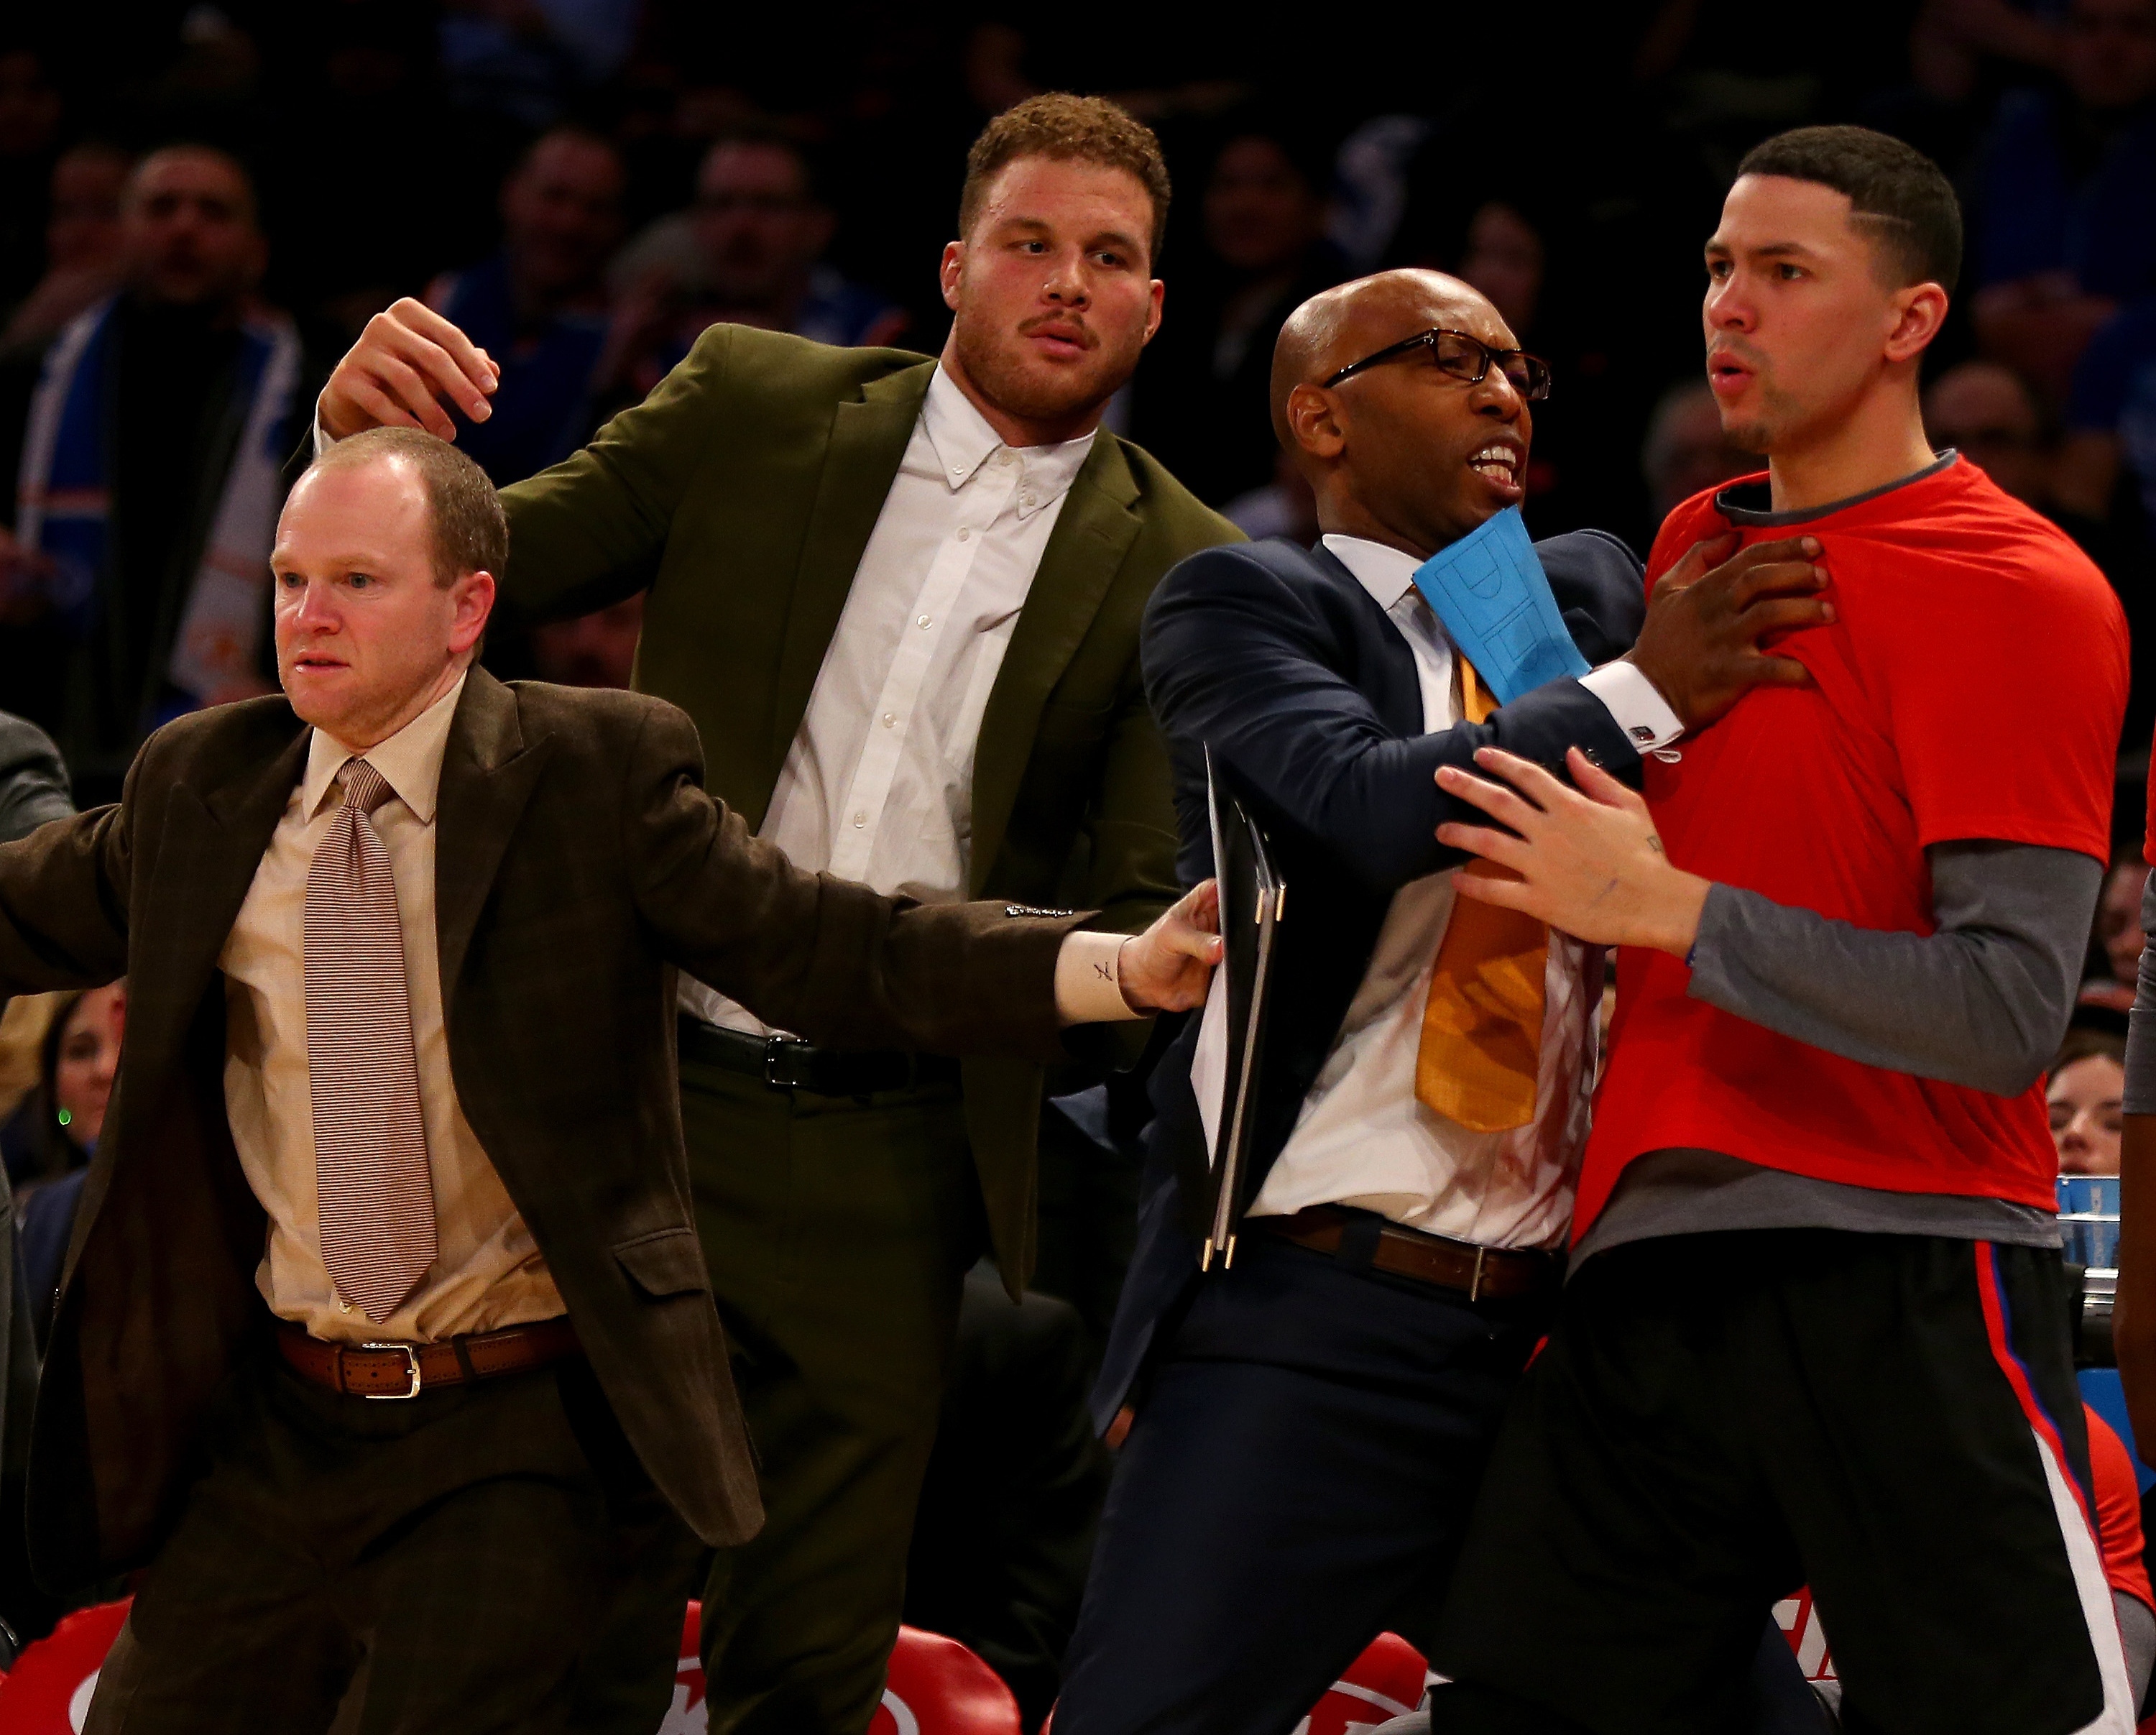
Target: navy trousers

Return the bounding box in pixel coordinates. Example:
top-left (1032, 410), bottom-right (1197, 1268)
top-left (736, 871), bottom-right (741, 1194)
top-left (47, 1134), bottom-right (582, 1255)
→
top-left (1054, 1227), bottom-right (1549, 1735)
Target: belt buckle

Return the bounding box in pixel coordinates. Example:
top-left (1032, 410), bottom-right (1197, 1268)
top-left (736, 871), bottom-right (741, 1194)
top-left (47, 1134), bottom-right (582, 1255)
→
top-left (1468, 1246), bottom-right (1487, 1304)
top-left (360, 1341), bottom-right (423, 1400)
top-left (763, 1035), bottom-right (816, 1091)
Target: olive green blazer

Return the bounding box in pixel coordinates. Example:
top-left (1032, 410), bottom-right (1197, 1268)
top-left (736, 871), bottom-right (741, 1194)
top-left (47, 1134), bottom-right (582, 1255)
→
top-left (497, 324), bottom-right (1241, 1286)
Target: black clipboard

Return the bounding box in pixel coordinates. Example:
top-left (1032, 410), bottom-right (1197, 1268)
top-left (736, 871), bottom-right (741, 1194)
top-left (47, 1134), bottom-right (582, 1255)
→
top-left (1202, 746), bottom-right (1286, 1271)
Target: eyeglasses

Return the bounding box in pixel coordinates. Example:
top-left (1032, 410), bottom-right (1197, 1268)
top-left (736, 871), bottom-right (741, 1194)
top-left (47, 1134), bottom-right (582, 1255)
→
top-left (1322, 327), bottom-right (1552, 400)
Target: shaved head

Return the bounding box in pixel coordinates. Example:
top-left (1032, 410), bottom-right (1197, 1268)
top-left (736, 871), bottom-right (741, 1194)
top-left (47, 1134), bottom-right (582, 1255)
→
top-left (1271, 270), bottom-right (1506, 457)
top-left (1268, 267), bottom-right (1537, 556)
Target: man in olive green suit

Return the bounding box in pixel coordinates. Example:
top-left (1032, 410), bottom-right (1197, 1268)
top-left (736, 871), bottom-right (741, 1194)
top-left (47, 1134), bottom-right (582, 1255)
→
top-left (318, 94), bottom-right (1238, 1732)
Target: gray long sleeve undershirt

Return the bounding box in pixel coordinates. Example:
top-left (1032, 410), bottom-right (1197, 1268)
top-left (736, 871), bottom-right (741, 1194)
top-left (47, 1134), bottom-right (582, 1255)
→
top-left (1575, 840), bottom-right (2093, 1266)
top-left (1687, 841), bottom-right (2100, 1097)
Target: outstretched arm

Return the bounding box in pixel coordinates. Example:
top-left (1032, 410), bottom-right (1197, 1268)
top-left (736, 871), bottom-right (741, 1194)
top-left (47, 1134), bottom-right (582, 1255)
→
top-left (1435, 746), bottom-right (2090, 1095)
top-left (1142, 546), bottom-right (1644, 893)
top-left (0, 802), bottom-right (129, 997)
top-left (1143, 535), bottom-right (1829, 893)
top-left (624, 704), bottom-right (1216, 1060)
top-left (316, 299), bottom-right (732, 622)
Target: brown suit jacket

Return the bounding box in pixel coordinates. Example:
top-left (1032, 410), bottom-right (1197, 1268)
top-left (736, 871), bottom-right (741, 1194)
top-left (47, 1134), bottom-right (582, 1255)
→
top-left (0, 670), bottom-right (1080, 1586)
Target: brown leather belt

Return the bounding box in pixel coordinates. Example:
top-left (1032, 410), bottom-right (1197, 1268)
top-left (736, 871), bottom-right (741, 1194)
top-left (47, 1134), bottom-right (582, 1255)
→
top-left (1255, 1205), bottom-right (1558, 1302)
top-left (276, 1316), bottom-right (583, 1400)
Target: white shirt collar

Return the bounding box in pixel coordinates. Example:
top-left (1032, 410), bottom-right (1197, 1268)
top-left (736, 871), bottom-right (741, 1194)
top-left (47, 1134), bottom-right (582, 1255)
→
top-left (300, 672), bottom-right (468, 825)
top-left (921, 366), bottom-right (1097, 520)
top-left (1321, 533), bottom-right (1428, 613)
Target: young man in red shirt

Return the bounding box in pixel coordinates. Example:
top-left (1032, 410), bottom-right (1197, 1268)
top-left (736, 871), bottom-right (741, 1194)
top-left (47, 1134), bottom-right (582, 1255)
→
top-left (1422, 127), bottom-right (2137, 1735)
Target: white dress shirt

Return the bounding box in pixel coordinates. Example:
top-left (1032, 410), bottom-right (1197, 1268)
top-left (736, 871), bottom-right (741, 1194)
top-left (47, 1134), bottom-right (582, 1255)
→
top-left (686, 366), bottom-right (1098, 1036)
top-left (1219, 533), bottom-right (1682, 1251)
top-left (219, 676), bottom-right (566, 1343)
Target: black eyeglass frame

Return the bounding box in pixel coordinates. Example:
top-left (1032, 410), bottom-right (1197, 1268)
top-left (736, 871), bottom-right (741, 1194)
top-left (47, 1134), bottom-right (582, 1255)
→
top-left (1320, 326), bottom-right (1553, 400)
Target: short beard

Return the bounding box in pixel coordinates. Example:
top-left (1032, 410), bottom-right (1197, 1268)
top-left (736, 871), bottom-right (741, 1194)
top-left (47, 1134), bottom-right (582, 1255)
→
top-left (1720, 415), bottom-right (1774, 456)
top-left (1720, 373), bottom-right (1807, 457)
top-left (949, 311), bottom-right (1143, 432)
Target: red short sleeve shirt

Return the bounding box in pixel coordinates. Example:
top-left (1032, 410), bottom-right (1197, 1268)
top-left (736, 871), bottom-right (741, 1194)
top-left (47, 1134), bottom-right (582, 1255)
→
top-left (1577, 457), bottom-right (2128, 1235)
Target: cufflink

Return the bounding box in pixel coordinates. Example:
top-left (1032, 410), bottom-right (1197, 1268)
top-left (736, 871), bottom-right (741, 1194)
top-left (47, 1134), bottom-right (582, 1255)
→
top-left (1629, 725), bottom-right (1657, 743)
top-left (1005, 903), bottom-right (1075, 919)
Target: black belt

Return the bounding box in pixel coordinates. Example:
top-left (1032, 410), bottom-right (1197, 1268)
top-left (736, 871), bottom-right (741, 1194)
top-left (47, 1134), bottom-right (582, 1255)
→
top-left (678, 1018), bottom-right (960, 1097)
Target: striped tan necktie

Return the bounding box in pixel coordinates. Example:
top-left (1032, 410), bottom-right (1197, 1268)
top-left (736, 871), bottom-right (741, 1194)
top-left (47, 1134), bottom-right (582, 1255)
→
top-left (305, 757), bottom-right (436, 1322)
top-left (1414, 660), bottom-right (1550, 1133)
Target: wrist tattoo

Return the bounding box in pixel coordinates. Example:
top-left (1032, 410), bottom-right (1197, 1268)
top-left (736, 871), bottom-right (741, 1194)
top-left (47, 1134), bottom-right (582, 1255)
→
top-left (1646, 837), bottom-right (1664, 855)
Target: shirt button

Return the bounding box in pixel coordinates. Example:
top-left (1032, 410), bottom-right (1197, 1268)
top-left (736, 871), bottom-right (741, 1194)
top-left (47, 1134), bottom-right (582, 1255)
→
top-left (852, 811), bottom-right (867, 829)
top-left (917, 614), bottom-right (932, 629)
top-left (882, 712), bottom-right (896, 728)
top-left (1021, 494), bottom-right (1036, 509)
top-left (957, 527), bottom-right (972, 542)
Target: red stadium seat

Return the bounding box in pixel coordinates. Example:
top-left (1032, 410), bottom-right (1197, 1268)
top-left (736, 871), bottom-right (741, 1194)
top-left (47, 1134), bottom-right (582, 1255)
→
top-left (870, 1626), bottom-right (1023, 1735)
top-left (1304, 1632), bottom-right (1429, 1733)
top-left (666, 1605), bottom-right (1021, 1735)
top-left (0, 1597), bottom-right (132, 1732)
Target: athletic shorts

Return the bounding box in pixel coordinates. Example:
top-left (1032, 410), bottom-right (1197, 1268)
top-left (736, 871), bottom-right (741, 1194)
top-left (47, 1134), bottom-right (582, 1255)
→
top-left (1428, 1229), bottom-right (2136, 1735)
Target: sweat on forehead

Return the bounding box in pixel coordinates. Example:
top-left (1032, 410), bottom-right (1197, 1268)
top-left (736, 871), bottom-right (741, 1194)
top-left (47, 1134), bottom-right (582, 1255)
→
top-left (1268, 269), bottom-right (1503, 443)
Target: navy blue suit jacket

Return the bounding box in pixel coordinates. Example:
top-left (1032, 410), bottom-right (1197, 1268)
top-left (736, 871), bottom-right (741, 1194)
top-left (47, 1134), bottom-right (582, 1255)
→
top-left (1092, 530), bottom-right (1649, 1426)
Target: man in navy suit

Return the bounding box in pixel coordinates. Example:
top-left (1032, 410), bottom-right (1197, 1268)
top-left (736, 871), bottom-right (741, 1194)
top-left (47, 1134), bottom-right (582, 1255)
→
top-left (1051, 269), bottom-right (1833, 1735)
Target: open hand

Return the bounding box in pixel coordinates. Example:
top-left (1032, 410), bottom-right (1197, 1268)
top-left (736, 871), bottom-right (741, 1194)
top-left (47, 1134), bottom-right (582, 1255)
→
top-left (320, 298), bottom-right (502, 442)
top-left (1116, 880), bottom-right (1223, 1013)
top-left (1626, 533), bottom-right (1833, 734)
top-left (1434, 747), bottom-right (1710, 955)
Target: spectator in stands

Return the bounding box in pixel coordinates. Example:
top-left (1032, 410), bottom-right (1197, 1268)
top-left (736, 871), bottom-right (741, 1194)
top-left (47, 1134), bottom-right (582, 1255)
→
top-left (0, 709), bottom-right (68, 846)
top-left (0, 45), bottom-right (65, 313)
top-left (424, 126), bottom-right (625, 487)
top-left (2053, 1028), bottom-right (2129, 1174)
top-left (2085, 857), bottom-right (2154, 1013)
top-left (0, 706), bottom-right (70, 1647)
top-left (1924, 359), bottom-right (2055, 506)
top-left (1, 141), bottom-right (131, 354)
top-left (0, 712), bottom-right (72, 1189)
top-left (1131, 119), bottom-right (1343, 507)
top-left (529, 591), bottom-right (643, 689)
top-left (1220, 447), bottom-right (1320, 543)
top-left (0, 144), bottom-right (305, 805)
top-left (13, 980), bottom-right (118, 1195)
top-left (1641, 378), bottom-right (1756, 522)
top-left (438, 0), bottom-right (639, 133)
top-left (2055, 290), bottom-right (2156, 533)
top-left (603, 132), bottom-right (908, 405)
top-left (1968, 0), bottom-right (2156, 402)
top-left (17, 980), bottom-right (123, 1347)
top-left (1934, 356), bottom-right (2156, 745)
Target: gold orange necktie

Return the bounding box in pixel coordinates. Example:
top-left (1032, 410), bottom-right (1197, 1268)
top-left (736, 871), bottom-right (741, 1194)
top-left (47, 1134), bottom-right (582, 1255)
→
top-left (1414, 660), bottom-right (1549, 1133)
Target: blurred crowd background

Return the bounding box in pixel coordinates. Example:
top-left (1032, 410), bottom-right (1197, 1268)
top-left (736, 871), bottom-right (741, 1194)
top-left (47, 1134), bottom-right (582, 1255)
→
top-left (9, 4), bottom-right (2156, 740)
